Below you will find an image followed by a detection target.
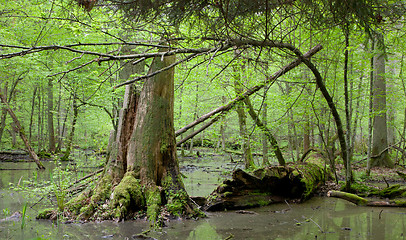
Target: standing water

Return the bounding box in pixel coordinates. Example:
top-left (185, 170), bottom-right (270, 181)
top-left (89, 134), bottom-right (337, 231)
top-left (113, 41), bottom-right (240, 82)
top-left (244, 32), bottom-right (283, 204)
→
top-left (1, 152), bottom-right (406, 239)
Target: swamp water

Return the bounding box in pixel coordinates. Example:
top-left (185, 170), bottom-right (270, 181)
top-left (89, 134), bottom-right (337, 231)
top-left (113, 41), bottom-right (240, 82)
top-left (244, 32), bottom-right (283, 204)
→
top-left (1, 153), bottom-right (406, 239)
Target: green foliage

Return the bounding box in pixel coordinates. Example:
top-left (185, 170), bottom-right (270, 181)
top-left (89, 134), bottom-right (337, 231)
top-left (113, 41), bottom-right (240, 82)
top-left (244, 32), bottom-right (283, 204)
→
top-left (21, 203), bottom-right (27, 229)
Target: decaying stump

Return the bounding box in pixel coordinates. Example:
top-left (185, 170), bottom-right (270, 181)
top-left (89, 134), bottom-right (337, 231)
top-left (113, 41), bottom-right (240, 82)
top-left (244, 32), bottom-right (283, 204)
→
top-left (204, 163), bottom-right (326, 211)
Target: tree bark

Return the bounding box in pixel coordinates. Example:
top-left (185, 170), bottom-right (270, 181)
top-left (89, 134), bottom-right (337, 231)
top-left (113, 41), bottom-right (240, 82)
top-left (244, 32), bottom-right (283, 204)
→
top-left (343, 23), bottom-right (353, 189)
top-left (371, 32), bottom-right (393, 168)
top-left (0, 92), bottom-right (45, 169)
top-left (65, 46), bottom-right (200, 225)
top-left (47, 78), bottom-right (56, 152)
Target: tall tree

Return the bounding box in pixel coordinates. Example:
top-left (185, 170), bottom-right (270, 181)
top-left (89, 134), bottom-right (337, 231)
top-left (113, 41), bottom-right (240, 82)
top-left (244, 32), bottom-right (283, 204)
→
top-left (370, 31), bottom-right (393, 168)
top-left (47, 78), bottom-right (56, 152)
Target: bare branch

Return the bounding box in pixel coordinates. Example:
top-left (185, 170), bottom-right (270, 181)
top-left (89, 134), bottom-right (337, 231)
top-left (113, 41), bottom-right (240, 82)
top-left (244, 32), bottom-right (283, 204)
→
top-left (175, 44), bottom-right (323, 137)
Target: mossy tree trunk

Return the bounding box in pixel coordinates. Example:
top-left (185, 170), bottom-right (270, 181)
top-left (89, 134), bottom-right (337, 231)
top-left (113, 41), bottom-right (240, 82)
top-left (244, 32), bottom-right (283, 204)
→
top-left (64, 47), bottom-right (200, 225)
top-left (232, 57), bottom-right (254, 169)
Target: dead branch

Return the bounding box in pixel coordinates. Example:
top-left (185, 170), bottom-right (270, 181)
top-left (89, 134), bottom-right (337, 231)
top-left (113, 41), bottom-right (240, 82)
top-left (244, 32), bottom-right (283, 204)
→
top-left (244, 97), bottom-right (286, 166)
top-left (175, 44), bottom-right (323, 137)
top-left (328, 190), bottom-right (406, 207)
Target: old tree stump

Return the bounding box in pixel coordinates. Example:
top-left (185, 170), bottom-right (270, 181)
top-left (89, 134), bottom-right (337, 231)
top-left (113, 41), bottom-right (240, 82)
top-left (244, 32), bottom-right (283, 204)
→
top-left (203, 163), bottom-right (326, 211)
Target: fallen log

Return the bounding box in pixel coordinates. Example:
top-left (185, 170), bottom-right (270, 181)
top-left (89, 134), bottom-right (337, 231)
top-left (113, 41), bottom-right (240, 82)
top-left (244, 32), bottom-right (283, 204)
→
top-left (327, 190), bottom-right (406, 207)
top-left (204, 163), bottom-right (326, 211)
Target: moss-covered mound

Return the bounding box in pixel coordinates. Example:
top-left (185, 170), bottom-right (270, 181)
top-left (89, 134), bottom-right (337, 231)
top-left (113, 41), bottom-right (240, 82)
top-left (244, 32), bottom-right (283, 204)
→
top-left (204, 163), bottom-right (327, 211)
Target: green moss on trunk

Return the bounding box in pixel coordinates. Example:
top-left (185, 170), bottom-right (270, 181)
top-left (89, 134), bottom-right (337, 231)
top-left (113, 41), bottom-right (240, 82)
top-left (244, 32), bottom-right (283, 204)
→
top-left (110, 171), bottom-right (144, 220)
top-left (145, 186), bottom-right (162, 226)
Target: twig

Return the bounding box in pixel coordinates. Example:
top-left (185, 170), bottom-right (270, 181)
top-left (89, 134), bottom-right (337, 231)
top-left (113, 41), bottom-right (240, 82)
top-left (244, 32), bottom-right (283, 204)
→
top-left (114, 52), bottom-right (202, 88)
top-left (224, 234), bottom-right (234, 240)
top-left (307, 217), bottom-right (324, 233)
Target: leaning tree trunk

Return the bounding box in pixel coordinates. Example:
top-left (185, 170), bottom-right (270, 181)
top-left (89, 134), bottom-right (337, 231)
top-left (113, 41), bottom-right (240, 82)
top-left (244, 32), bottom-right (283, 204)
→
top-left (0, 91), bottom-right (45, 169)
top-left (64, 47), bottom-right (200, 225)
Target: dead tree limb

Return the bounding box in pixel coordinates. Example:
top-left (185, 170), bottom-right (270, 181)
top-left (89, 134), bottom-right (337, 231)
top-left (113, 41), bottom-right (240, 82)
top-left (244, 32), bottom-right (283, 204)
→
top-left (243, 97), bottom-right (286, 166)
top-left (328, 190), bottom-right (406, 207)
top-left (175, 44), bottom-right (323, 137)
top-left (0, 92), bottom-right (45, 169)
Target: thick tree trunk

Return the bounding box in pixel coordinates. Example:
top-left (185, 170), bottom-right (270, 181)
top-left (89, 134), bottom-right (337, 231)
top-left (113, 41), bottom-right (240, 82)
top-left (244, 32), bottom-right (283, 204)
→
top-left (64, 47), bottom-right (200, 225)
top-left (0, 92), bottom-right (45, 169)
top-left (371, 32), bottom-right (393, 168)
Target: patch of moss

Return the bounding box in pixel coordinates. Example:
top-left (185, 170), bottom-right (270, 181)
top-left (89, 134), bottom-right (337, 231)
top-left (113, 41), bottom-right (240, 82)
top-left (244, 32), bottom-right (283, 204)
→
top-left (91, 174), bottom-right (113, 204)
top-left (66, 191), bottom-right (90, 215)
top-left (377, 184), bottom-right (406, 199)
top-left (110, 172), bottom-right (144, 219)
top-left (223, 191), bottom-right (233, 197)
top-left (145, 186), bottom-right (162, 225)
top-left (79, 204), bottom-right (95, 219)
top-left (166, 189), bottom-right (188, 216)
top-left (36, 208), bottom-right (56, 219)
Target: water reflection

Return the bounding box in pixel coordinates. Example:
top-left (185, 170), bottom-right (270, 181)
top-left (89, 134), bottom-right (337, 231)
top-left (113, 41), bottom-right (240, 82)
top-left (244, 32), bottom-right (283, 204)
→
top-left (1, 157), bottom-right (406, 239)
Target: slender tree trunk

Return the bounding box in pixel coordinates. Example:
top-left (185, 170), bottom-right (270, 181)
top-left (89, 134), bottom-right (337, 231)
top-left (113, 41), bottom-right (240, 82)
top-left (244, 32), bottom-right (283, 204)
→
top-left (366, 39), bottom-right (375, 175)
top-left (37, 87), bottom-right (42, 152)
top-left (233, 69), bottom-right (254, 169)
top-left (303, 112), bottom-right (310, 153)
top-left (343, 23), bottom-right (353, 188)
top-left (62, 97), bottom-right (79, 161)
top-left (244, 97), bottom-right (286, 166)
top-left (387, 60), bottom-right (396, 147)
top-left (371, 32), bottom-right (393, 168)
top-left (29, 86), bottom-right (37, 142)
top-left (0, 91), bottom-right (45, 169)
top-left (262, 102), bottom-right (268, 165)
top-left (47, 78), bottom-right (56, 152)
top-left (0, 83), bottom-right (8, 143)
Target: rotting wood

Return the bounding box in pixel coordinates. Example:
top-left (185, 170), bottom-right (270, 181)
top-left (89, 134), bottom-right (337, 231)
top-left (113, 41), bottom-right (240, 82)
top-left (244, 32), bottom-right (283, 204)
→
top-left (204, 163), bottom-right (326, 211)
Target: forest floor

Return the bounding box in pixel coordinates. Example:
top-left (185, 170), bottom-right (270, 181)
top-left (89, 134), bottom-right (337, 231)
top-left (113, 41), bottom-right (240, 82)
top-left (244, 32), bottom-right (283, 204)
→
top-left (318, 162), bottom-right (406, 198)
